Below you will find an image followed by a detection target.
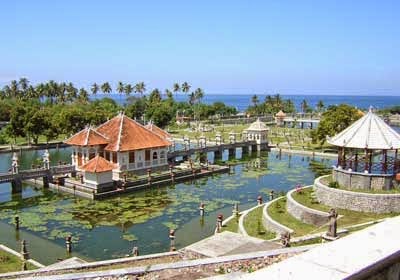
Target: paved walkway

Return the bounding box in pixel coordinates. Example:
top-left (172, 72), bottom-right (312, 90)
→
top-left (184, 231), bottom-right (281, 257)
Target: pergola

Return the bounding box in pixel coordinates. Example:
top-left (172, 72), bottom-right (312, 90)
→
top-left (327, 108), bottom-right (400, 175)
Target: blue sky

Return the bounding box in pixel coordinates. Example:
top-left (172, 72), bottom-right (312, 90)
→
top-left (2, 1), bottom-right (399, 95)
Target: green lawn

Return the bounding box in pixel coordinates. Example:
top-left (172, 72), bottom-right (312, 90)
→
top-left (243, 206), bottom-right (275, 240)
top-left (0, 249), bottom-right (37, 273)
top-left (222, 215), bottom-right (240, 233)
top-left (292, 188), bottom-right (399, 227)
top-left (267, 198), bottom-right (317, 237)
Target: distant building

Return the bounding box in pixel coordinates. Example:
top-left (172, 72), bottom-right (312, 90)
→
top-left (243, 118), bottom-right (269, 151)
top-left (64, 113), bottom-right (172, 180)
top-left (275, 110), bottom-right (286, 126)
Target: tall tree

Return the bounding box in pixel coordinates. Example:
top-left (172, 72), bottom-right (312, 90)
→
top-left (101, 82), bottom-right (112, 95)
top-left (78, 88), bottom-right (89, 103)
top-left (134, 82), bottom-right (146, 96)
top-left (117, 81), bottom-right (125, 104)
top-left (181, 82), bottom-right (191, 98)
top-left (91, 83), bottom-right (99, 96)
top-left (173, 83), bottom-right (180, 98)
top-left (251, 94), bottom-right (259, 107)
top-left (18, 77), bottom-right (29, 96)
top-left (316, 100), bottom-right (325, 112)
top-left (124, 84), bottom-right (133, 97)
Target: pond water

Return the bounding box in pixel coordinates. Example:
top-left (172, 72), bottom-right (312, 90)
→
top-left (0, 147), bottom-right (332, 265)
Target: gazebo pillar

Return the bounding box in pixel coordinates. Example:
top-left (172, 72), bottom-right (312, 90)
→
top-left (354, 152), bottom-right (358, 172)
top-left (369, 150), bottom-right (373, 173)
top-left (364, 148), bottom-right (369, 172)
top-left (382, 150), bottom-right (388, 174)
top-left (395, 149), bottom-right (399, 173)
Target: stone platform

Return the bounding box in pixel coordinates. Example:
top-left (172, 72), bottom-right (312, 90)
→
top-left (184, 231), bottom-right (281, 258)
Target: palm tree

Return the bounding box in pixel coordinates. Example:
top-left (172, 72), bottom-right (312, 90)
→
top-left (78, 88), bottom-right (89, 103)
top-left (134, 82), bottom-right (146, 96)
top-left (18, 77), bottom-right (29, 97)
top-left (165, 89), bottom-right (173, 100)
top-left (181, 82), bottom-right (191, 96)
top-left (101, 82), bottom-right (112, 95)
top-left (301, 99), bottom-right (309, 114)
top-left (66, 82), bottom-right (77, 103)
top-left (91, 83), bottom-right (99, 96)
top-left (10, 80), bottom-right (19, 99)
top-left (124, 84), bottom-right (133, 97)
top-left (117, 81), bottom-right (125, 103)
top-left (251, 94), bottom-right (259, 107)
top-left (316, 100), bottom-right (324, 112)
top-left (194, 88), bottom-right (204, 120)
top-left (173, 83), bottom-right (180, 98)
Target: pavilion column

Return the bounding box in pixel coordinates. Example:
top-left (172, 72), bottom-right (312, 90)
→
top-left (354, 152), bottom-right (358, 172)
top-left (337, 147), bottom-right (342, 167)
top-left (369, 150), bottom-right (373, 173)
top-left (342, 148), bottom-right (346, 169)
top-left (394, 149), bottom-right (398, 173)
top-left (382, 150), bottom-right (388, 174)
top-left (364, 148), bottom-right (369, 172)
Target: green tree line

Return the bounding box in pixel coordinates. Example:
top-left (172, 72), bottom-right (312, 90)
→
top-left (0, 79), bottom-right (237, 144)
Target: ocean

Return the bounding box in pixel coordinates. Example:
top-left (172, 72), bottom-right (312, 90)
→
top-left (94, 94), bottom-right (399, 113)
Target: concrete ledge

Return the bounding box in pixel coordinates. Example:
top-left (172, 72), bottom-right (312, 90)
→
top-left (315, 175), bottom-right (400, 213)
top-left (243, 216), bottom-right (400, 280)
top-left (0, 244), bottom-right (44, 269)
top-left (286, 186), bottom-right (329, 226)
top-left (262, 197), bottom-right (294, 235)
top-left (0, 251), bottom-right (180, 279)
top-left (7, 246), bottom-right (315, 280)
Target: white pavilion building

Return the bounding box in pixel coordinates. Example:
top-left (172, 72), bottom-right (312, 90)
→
top-left (327, 108), bottom-right (400, 190)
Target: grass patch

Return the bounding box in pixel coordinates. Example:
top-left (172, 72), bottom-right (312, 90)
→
top-left (292, 188), bottom-right (399, 227)
top-left (0, 249), bottom-right (37, 273)
top-left (243, 206), bottom-right (275, 240)
top-left (267, 198), bottom-right (317, 237)
top-left (222, 215), bottom-right (240, 233)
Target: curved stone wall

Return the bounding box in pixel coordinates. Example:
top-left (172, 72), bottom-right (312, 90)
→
top-left (262, 197), bottom-right (294, 235)
top-left (315, 175), bottom-right (400, 214)
top-left (286, 187), bottom-right (329, 226)
top-left (332, 167), bottom-right (393, 190)
top-left (238, 204), bottom-right (264, 236)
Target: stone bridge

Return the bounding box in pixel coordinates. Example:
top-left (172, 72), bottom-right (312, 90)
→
top-left (0, 165), bottom-right (76, 193)
top-left (167, 140), bottom-right (260, 161)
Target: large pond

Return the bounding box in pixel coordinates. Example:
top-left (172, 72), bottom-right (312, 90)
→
top-left (0, 147), bottom-right (332, 264)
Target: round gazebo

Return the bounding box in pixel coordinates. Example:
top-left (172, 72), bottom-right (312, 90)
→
top-left (327, 108), bottom-right (400, 190)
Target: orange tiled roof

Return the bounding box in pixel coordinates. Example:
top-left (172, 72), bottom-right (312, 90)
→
top-left (96, 113), bottom-right (172, 152)
top-left (64, 127), bottom-right (109, 146)
top-left (275, 110), bottom-right (286, 117)
top-left (80, 155), bottom-right (116, 173)
top-left (145, 122), bottom-right (171, 140)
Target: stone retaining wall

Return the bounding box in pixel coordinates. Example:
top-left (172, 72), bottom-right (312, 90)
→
top-left (262, 197), bottom-right (294, 235)
top-left (286, 187), bottom-right (329, 226)
top-left (315, 175), bottom-right (400, 213)
top-left (333, 167), bottom-right (393, 190)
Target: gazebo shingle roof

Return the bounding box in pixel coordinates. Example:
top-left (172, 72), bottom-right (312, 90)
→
top-left (327, 109), bottom-right (400, 150)
top-left (245, 118), bottom-right (269, 131)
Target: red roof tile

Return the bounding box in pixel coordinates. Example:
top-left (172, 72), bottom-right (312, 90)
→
top-left (96, 113), bottom-right (171, 152)
top-left (145, 122), bottom-right (171, 140)
top-left (80, 155), bottom-right (116, 173)
top-left (64, 127), bottom-right (109, 146)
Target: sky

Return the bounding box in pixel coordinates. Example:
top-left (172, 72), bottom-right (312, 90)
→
top-left (2, 0), bottom-right (400, 95)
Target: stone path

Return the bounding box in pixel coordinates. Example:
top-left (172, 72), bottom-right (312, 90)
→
top-left (184, 231), bottom-right (281, 258)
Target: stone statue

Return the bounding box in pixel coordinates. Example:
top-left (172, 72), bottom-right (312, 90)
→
top-left (280, 232), bottom-right (291, 247)
top-left (327, 208), bottom-right (338, 237)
